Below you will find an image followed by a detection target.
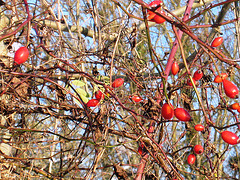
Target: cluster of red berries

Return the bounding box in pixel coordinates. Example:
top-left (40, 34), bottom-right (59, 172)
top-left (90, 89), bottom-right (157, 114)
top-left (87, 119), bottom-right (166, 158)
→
top-left (86, 78), bottom-right (124, 107)
top-left (171, 62), bottom-right (204, 86)
top-left (86, 78), bottom-right (143, 107)
top-left (213, 73), bottom-right (239, 99)
top-left (168, 34), bottom-right (223, 76)
top-left (187, 124), bottom-right (239, 165)
top-left (147, 0), bottom-right (166, 24)
top-left (161, 103), bottom-right (191, 121)
top-left (187, 124), bottom-right (204, 165)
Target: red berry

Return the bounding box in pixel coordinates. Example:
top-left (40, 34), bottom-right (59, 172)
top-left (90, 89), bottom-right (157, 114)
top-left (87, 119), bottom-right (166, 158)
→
top-left (138, 143), bottom-right (145, 155)
top-left (138, 146), bottom-right (143, 155)
top-left (221, 131), bottom-right (239, 145)
top-left (237, 108), bottom-right (240, 113)
top-left (131, 95), bottom-right (142, 103)
top-left (193, 70), bottom-right (203, 81)
top-left (211, 37), bottom-right (223, 47)
top-left (187, 78), bottom-right (196, 86)
top-left (194, 124), bottom-right (204, 131)
top-left (213, 73), bottom-right (228, 83)
top-left (112, 78), bottom-right (124, 88)
top-left (230, 103), bottom-right (240, 110)
top-left (86, 99), bottom-right (100, 107)
top-left (148, 126), bottom-right (154, 133)
top-left (95, 90), bottom-right (104, 100)
top-left (174, 108), bottom-right (192, 122)
top-left (222, 79), bottom-right (239, 99)
top-left (147, 1), bottom-right (166, 24)
top-left (161, 103), bottom-right (174, 120)
top-left (187, 154), bottom-right (196, 165)
top-left (148, 0), bottom-right (163, 10)
top-left (171, 61), bottom-right (179, 75)
top-left (14, 46), bottom-right (29, 64)
top-left (150, 11), bottom-right (166, 24)
top-left (194, 145), bottom-right (204, 154)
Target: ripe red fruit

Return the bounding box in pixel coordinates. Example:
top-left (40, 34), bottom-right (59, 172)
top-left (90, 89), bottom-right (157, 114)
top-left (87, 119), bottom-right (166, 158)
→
top-left (171, 61), bottom-right (179, 75)
top-left (138, 143), bottom-right (145, 155)
top-left (95, 90), bottom-right (104, 100)
top-left (14, 46), bottom-right (29, 64)
top-left (187, 154), bottom-right (196, 165)
top-left (193, 70), bottom-right (203, 81)
top-left (211, 37), bottom-right (223, 47)
top-left (148, 126), bottom-right (154, 133)
top-left (230, 103), bottom-right (240, 110)
top-left (187, 78), bottom-right (196, 86)
top-left (86, 99), bottom-right (100, 107)
top-left (237, 108), bottom-right (240, 113)
top-left (131, 95), bottom-right (142, 103)
top-left (147, 1), bottom-right (166, 24)
top-left (222, 79), bottom-right (239, 99)
top-left (161, 103), bottom-right (174, 120)
top-left (112, 78), bottom-right (124, 88)
top-left (138, 146), bottom-right (143, 155)
top-left (194, 145), bottom-right (204, 154)
top-left (194, 124), bottom-right (204, 131)
top-left (213, 73), bottom-right (228, 83)
top-left (174, 108), bottom-right (192, 122)
top-left (221, 131), bottom-right (239, 145)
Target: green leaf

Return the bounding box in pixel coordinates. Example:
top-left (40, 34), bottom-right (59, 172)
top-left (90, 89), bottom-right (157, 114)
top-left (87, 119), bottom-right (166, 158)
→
top-left (71, 80), bottom-right (85, 87)
top-left (102, 76), bottom-right (110, 81)
top-left (74, 88), bottom-right (89, 104)
top-left (76, 88), bottom-right (87, 96)
top-left (80, 95), bottom-right (89, 103)
top-left (74, 97), bottom-right (89, 104)
top-left (74, 95), bottom-right (89, 104)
